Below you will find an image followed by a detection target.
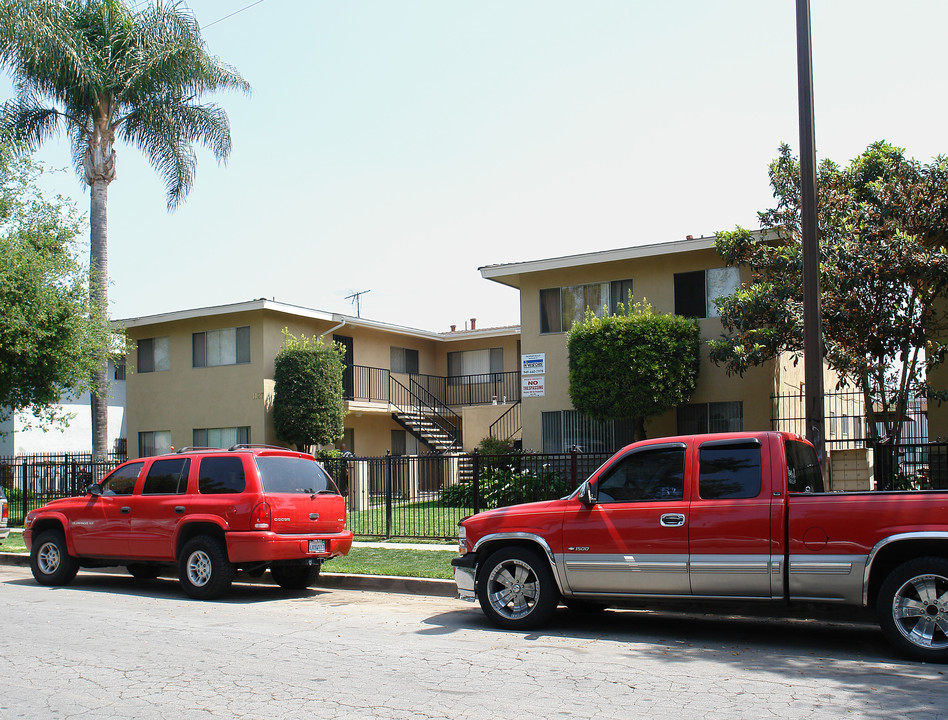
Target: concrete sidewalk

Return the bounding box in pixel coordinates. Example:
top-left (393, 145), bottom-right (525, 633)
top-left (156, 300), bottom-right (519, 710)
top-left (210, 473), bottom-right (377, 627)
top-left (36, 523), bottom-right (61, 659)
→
top-left (0, 538), bottom-right (460, 597)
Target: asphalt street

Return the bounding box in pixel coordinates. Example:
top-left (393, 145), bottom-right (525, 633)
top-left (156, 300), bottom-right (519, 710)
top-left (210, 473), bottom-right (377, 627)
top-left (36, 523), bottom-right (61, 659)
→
top-left (1, 563), bottom-right (945, 720)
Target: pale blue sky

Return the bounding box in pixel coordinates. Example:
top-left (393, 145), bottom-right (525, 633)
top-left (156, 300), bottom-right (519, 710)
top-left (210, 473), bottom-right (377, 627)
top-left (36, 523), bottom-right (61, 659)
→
top-left (6, 1), bottom-right (948, 331)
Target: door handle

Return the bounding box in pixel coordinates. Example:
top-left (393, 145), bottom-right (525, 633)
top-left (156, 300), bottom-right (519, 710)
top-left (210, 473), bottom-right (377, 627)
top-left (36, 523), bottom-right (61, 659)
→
top-left (660, 513), bottom-right (685, 527)
top-left (121, 506), bottom-right (131, 514)
top-left (174, 506), bottom-right (185, 514)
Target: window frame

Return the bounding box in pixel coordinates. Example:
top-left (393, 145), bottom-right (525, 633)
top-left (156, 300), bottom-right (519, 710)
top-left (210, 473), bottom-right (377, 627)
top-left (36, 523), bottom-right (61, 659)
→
top-left (192, 326), bottom-right (251, 368)
top-left (539, 279), bottom-right (633, 335)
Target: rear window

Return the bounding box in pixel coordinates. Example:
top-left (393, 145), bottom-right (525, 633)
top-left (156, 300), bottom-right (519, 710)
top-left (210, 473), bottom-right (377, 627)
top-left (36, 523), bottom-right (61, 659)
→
top-left (255, 456), bottom-right (338, 494)
top-left (698, 442), bottom-right (762, 500)
top-left (198, 456), bottom-right (247, 494)
top-left (786, 439), bottom-right (824, 493)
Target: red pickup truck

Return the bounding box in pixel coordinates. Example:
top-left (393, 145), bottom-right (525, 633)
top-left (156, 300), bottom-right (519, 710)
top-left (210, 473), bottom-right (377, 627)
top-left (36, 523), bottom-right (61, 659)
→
top-left (452, 431), bottom-right (948, 661)
top-left (24, 445), bottom-right (353, 599)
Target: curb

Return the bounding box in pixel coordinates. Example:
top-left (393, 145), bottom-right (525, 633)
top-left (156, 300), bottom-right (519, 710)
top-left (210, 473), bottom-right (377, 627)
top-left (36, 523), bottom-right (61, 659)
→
top-left (0, 551), bottom-right (457, 597)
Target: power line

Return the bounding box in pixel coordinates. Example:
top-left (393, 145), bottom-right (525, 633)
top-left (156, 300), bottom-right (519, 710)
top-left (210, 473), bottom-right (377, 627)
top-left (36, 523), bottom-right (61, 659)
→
top-left (204, 0), bottom-right (270, 29)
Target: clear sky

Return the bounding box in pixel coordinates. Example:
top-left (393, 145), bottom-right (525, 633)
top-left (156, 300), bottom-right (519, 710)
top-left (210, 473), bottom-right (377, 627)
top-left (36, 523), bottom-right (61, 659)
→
top-left (5, 0), bottom-right (948, 332)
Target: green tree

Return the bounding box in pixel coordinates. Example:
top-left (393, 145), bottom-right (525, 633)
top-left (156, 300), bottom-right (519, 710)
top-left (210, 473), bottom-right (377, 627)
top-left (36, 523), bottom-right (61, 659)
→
top-left (567, 300), bottom-right (701, 442)
top-left (711, 142), bottom-right (948, 443)
top-left (0, 0), bottom-right (250, 457)
top-left (272, 330), bottom-right (347, 452)
top-left (0, 141), bottom-right (112, 429)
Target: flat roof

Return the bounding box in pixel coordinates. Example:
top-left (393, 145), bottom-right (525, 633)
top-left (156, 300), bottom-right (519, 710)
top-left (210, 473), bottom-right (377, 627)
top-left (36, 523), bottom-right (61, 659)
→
top-left (479, 235), bottom-right (717, 288)
top-left (113, 298), bottom-right (520, 341)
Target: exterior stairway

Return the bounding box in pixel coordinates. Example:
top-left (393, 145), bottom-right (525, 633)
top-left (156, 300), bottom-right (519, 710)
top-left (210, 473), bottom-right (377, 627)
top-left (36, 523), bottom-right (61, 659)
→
top-left (390, 376), bottom-right (461, 453)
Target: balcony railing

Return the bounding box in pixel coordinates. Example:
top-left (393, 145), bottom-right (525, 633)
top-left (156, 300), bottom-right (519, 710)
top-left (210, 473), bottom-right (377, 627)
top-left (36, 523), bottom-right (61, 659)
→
top-left (344, 366), bottom-right (520, 408)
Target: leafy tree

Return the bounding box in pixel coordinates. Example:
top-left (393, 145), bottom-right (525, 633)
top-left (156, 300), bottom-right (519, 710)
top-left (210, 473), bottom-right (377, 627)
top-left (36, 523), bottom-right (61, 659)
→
top-left (0, 141), bottom-right (112, 429)
top-left (567, 300), bottom-right (701, 441)
top-left (711, 142), bottom-right (948, 443)
top-left (272, 330), bottom-right (347, 452)
top-left (0, 0), bottom-right (250, 457)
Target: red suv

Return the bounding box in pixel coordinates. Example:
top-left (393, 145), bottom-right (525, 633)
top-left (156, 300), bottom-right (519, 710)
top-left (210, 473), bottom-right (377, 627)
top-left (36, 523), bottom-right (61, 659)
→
top-left (24, 445), bottom-right (353, 599)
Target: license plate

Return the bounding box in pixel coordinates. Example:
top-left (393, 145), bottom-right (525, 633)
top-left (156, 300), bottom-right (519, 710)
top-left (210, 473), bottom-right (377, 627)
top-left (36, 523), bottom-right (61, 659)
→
top-left (308, 540), bottom-right (326, 553)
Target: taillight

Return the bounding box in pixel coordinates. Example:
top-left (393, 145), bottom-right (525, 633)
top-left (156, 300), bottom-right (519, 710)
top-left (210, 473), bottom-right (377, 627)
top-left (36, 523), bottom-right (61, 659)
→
top-left (251, 502), bottom-right (271, 530)
top-left (1, 502), bottom-right (7, 526)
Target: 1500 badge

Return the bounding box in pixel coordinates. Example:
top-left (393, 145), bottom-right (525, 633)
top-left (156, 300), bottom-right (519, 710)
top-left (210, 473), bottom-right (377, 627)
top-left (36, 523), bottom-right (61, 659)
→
top-left (568, 546), bottom-right (589, 551)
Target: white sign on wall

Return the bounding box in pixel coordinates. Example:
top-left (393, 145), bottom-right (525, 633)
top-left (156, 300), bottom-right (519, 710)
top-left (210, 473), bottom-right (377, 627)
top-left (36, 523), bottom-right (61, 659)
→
top-left (522, 353), bottom-right (545, 375)
top-left (522, 376), bottom-right (545, 398)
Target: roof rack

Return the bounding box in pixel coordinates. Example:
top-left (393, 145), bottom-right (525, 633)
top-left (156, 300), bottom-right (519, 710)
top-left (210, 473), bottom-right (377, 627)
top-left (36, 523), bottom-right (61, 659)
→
top-left (227, 444), bottom-right (296, 452)
top-left (174, 446), bottom-right (226, 454)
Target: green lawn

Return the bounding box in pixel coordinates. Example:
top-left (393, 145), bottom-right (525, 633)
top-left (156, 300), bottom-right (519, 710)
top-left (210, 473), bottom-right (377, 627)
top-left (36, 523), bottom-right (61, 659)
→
top-left (346, 499), bottom-right (470, 541)
top-left (0, 532), bottom-right (456, 580)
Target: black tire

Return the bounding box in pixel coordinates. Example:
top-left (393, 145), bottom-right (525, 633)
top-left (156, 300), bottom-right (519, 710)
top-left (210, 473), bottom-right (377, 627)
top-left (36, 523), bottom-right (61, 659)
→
top-left (30, 530), bottom-right (79, 587)
top-left (178, 536), bottom-right (234, 600)
top-left (270, 563), bottom-right (321, 590)
top-left (477, 546), bottom-right (559, 630)
top-left (127, 563), bottom-right (161, 580)
top-left (878, 556), bottom-right (948, 663)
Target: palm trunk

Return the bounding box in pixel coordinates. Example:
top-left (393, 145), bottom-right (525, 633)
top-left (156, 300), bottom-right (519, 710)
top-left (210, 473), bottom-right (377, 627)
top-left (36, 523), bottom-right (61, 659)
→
top-left (89, 178), bottom-right (109, 459)
top-left (86, 121), bottom-right (116, 460)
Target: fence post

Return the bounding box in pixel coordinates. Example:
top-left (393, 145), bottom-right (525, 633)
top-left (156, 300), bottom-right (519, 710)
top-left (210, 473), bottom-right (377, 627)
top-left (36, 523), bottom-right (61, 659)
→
top-left (384, 451), bottom-right (393, 539)
top-left (472, 449), bottom-right (480, 515)
top-left (570, 448), bottom-right (578, 490)
top-left (20, 457), bottom-right (28, 523)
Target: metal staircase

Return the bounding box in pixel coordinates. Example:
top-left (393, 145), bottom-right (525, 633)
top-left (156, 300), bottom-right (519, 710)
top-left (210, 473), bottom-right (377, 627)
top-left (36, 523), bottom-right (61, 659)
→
top-left (390, 376), bottom-right (461, 453)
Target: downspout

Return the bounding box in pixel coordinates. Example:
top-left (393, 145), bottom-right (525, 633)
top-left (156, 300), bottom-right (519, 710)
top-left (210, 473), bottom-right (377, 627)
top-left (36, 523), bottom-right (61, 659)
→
top-left (325, 317), bottom-right (347, 337)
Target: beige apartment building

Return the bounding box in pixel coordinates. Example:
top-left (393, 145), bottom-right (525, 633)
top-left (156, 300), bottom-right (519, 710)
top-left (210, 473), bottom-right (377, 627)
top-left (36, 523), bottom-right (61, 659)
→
top-left (480, 235), bottom-right (850, 461)
top-left (118, 300), bottom-right (520, 459)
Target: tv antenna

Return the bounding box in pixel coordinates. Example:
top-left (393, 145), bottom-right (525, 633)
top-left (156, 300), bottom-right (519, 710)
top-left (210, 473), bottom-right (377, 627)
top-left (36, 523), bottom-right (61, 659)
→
top-left (345, 289), bottom-right (371, 317)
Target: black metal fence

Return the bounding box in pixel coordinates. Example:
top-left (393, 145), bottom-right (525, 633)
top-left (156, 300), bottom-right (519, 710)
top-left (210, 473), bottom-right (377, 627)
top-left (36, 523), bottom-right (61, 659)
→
top-left (1, 452), bottom-right (128, 525)
top-left (321, 450), bottom-right (611, 540)
top-left (872, 442), bottom-right (948, 491)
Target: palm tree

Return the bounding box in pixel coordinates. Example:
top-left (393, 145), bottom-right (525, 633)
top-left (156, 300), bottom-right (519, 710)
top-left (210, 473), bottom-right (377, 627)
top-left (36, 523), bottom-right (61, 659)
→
top-left (0, 0), bottom-right (250, 457)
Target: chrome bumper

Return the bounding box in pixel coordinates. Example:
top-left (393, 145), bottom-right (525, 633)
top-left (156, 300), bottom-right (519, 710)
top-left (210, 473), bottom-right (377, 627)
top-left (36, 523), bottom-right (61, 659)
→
top-left (451, 554), bottom-right (476, 602)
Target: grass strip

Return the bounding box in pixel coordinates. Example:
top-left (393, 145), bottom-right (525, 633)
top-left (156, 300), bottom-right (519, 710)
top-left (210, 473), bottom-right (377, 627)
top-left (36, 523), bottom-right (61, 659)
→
top-left (0, 533), bottom-right (456, 580)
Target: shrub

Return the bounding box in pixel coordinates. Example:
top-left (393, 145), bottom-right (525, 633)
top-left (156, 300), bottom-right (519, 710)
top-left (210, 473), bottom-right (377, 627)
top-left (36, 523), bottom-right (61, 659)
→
top-left (441, 462), bottom-right (572, 509)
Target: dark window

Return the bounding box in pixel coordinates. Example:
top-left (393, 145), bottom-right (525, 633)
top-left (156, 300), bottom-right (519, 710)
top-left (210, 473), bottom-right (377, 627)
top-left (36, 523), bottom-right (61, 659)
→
top-left (198, 456), bottom-right (247, 494)
top-left (610, 279), bottom-right (634, 314)
top-left (113, 362), bottom-right (126, 381)
top-left (255, 456), bottom-right (337, 494)
top-left (390, 347), bottom-right (419, 375)
top-left (786, 440), bottom-right (824, 493)
top-left (677, 402), bottom-right (743, 434)
top-left (137, 336), bottom-right (169, 373)
top-left (540, 287), bottom-right (562, 333)
top-left (596, 446), bottom-right (685, 503)
top-left (142, 458), bottom-right (191, 495)
top-left (101, 462), bottom-right (144, 496)
top-left (698, 442), bottom-right (761, 499)
top-left (674, 270), bottom-right (707, 318)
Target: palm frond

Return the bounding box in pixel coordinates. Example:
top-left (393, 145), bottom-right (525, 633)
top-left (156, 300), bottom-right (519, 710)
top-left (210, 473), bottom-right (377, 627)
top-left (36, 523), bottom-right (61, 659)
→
top-left (0, 95), bottom-right (63, 149)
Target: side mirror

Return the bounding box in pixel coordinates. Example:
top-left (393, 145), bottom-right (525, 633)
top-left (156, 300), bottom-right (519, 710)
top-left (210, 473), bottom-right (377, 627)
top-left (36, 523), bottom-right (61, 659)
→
top-left (88, 484), bottom-right (102, 497)
top-left (578, 480), bottom-right (596, 506)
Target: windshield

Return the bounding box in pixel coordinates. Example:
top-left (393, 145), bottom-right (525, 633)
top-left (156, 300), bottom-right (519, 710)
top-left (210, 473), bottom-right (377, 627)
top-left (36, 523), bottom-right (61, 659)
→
top-left (254, 456), bottom-right (339, 495)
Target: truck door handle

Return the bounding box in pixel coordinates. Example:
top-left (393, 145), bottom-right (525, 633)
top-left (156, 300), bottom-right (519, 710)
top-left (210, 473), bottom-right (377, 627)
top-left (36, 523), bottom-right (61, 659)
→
top-left (174, 506), bottom-right (185, 514)
top-left (121, 506), bottom-right (131, 514)
top-left (660, 513), bottom-right (685, 527)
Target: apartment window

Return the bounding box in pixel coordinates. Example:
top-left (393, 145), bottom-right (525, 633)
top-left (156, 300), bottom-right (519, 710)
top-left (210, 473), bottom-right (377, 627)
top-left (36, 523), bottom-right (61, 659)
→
top-left (193, 427), bottom-right (250, 449)
top-left (138, 430), bottom-right (172, 457)
top-left (137, 337), bottom-right (170, 373)
top-left (193, 326), bottom-right (251, 368)
top-left (113, 361), bottom-right (126, 381)
top-left (539, 279), bottom-right (633, 334)
top-left (390, 346), bottom-right (419, 374)
top-left (541, 410), bottom-right (615, 453)
top-left (674, 267), bottom-right (740, 318)
top-left (447, 348), bottom-right (503, 382)
top-left (677, 402), bottom-right (744, 434)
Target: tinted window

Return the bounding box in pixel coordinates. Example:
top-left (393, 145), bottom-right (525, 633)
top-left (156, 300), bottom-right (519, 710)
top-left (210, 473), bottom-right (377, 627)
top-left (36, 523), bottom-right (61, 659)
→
top-left (198, 457), bottom-right (247, 494)
top-left (698, 443), bottom-right (761, 499)
top-left (101, 462), bottom-right (144, 496)
top-left (142, 458), bottom-right (191, 495)
top-left (786, 440), bottom-right (824, 493)
top-left (255, 456), bottom-right (338, 494)
top-left (596, 446), bottom-right (685, 503)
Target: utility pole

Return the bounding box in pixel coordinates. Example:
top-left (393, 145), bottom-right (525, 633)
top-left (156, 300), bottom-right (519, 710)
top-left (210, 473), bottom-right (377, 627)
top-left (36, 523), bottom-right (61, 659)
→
top-left (796, 0), bottom-right (825, 462)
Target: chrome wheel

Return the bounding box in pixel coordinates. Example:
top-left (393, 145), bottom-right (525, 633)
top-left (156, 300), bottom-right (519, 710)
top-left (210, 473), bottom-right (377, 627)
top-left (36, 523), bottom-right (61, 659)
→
top-left (487, 558), bottom-right (540, 620)
top-left (186, 549), bottom-right (213, 587)
top-left (37, 540), bottom-right (62, 576)
top-left (891, 572), bottom-right (948, 651)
